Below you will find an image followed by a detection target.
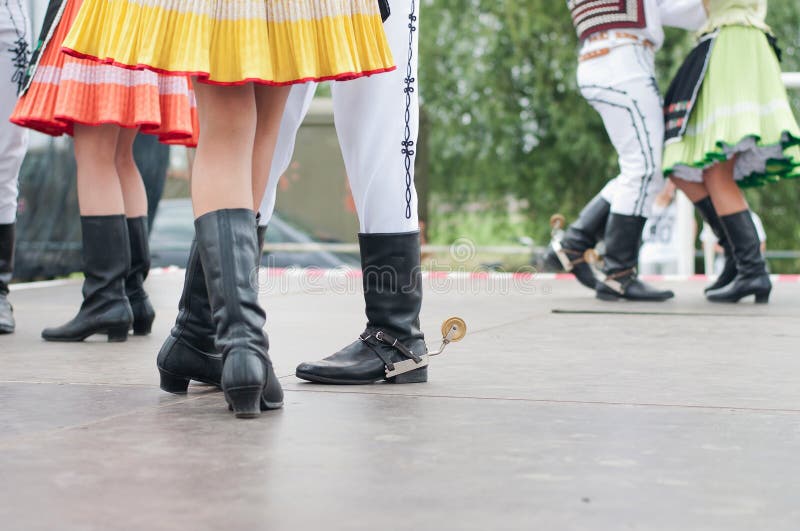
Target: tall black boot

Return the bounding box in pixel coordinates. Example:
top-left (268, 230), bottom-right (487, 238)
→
top-left (296, 231), bottom-right (427, 385)
top-left (126, 217), bottom-right (156, 335)
top-left (544, 194), bottom-right (610, 290)
top-left (694, 197), bottom-right (737, 293)
top-left (706, 210), bottom-right (771, 304)
top-left (42, 216), bottom-right (133, 341)
top-left (0, 223), bottom-right (15, 334)
top-left (596, 213), bottom-right (675, 302)
top-left (156, 239), bottom-right (222, 393)
top-left (195, 209), bottom-right (282, 417)
top-left (156, 220), bottom-right (268, 394)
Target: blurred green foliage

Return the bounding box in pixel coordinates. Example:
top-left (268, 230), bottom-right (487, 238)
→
top-left (419, 0), bottom-right (800, 269)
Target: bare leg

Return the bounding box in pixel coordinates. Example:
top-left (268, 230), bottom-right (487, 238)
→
top-left (669, 176), bottom-right (710, 203)
top-left (191, 82), bottom-right (257, 217)
top-left (188, 81), bottom-right (283, 418)
top-left (42, 124), bottom-right (133, 342)
top-left (703, 158), bottom-right (748, 215)
top-left (73, 124), bottom-right (125, 216)
top-left (702, 157), bottom-right (770, 303)
top-left (251, 85), bottom-right (291, 211)
top-left (115, 128), bottom-right (148, 218)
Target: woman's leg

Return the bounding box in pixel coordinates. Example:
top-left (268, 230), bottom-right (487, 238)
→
top-left (671, 174), bottom-right (738, 290)
top-left (192, 82), bottom-right (257, 217)
top-left (116, 128), bottom-right (156, 334)
top-left (42, 124), bottom-right (133, 342)
top-left (251, 85), bottom-right (291, 211)
top-left (189, 82), bottom-right (283, 417)
top-left (703, 158), bottom-right (748, 215)
top-left (74, 124), bottom-right (125, 215)
top-left (702, 159), bottom-right (770, 303)
top-left (669, 176), bottom-right (709, 203)
top-left (115, 127), bottom-right (148, 218)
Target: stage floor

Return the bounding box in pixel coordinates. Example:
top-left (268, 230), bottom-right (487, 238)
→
top-left (2, 270), bottom-right (798, 530)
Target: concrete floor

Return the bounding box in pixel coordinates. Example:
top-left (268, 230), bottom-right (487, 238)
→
top-left (1, 271), bottom-right (799, 531)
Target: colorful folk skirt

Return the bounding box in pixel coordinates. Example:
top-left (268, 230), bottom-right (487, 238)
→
top-left (62, 0), bottom-right (396, 86)
top-left (11, 0), bottom-right (198, 145)
top-left (663, 26), bottom-right (800, 187)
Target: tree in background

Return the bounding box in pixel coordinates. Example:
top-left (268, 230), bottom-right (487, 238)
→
top-left (420, 0), bottom-right (800, 269)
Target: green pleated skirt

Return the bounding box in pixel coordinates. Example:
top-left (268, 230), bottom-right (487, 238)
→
top-left (664, 26), bottom-right (800, 187)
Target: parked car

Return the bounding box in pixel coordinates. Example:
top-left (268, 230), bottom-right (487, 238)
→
top-left (149, 199), bottom-right (358, 269)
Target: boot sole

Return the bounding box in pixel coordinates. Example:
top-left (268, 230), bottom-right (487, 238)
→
top-left (295, 367), bottom-right (428, 385)
top-left (42, 325), bottom-right (130, 342)
top-left (596, 291), bottom-right (675, 302)
top-left (707, 289), bottom-right (771, 304)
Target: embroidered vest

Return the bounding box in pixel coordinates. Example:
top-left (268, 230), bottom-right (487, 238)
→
top-left (20, 0), bottom-right (67, 96)
top-left (567, 0), bottom-right (647, 41)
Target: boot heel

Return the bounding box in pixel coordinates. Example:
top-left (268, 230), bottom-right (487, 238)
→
top-left (132, 318), bottom-right (154, 336)
top-left (755, 291), bottom-right (771, 304)
top-left (107, 326), bottom-right (129, 342)
top-left (159, 369), bottom-right (190, 394)
top-left (225, 386), bottom-right (264, 418)
top-left (390, 366), bottom-right (428, 384)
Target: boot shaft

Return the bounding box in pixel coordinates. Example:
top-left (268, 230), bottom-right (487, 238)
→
top-left (359, 231), bottom-right (424, 341)
top-left (194, 209), bottom-right (268, 359)
top-left (79, 215), bottom-right (131, 305)
top-left (0, 223), bottom-right (14, 295)
top-left (693, 197), bottom-right (730, 253)
top-left (565, 194), bottom-right (611, 248)
top-left (125, 216), bottom-right (151, 300)
top-left (719, 210), bottom-right (767, 277)
top-left (602, 213), bottom-right (646, 274)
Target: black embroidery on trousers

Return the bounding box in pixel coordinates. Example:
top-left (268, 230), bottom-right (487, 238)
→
top-left (581, 84), bottom-right (658, 217)
top-left (4, 0), bottom-right (31, 94)
top-left (401, 0), bottom-right (417, 220)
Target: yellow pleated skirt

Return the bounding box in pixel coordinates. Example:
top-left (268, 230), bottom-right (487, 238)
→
top-left (62, 0), bottom-right (396, 85)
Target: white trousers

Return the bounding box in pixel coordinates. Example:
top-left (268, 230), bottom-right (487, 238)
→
top-left (259, 0), bottom-right (420, 234)
top-left (0, 0), bottom-right (30, 224)
top-left (578, 43), bottom-right (665, 218)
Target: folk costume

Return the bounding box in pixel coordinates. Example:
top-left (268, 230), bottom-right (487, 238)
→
top-left (63, 0), bottom-right (397, 412)
top-left (0, 0), bottom-right (31, 333)
top-left (546, 0), bottom-right (706, 301)
top-left (259, 0), bottom-right (425, 384)
top-left (663, 0), bottom-right (797, 303)
top-left (153, 2), bottom-right (424, 388)
top-left (10, 0), bottom-right (198, 342)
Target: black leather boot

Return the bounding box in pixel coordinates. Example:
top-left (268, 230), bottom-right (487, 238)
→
top-left (706, 210), bottom-right (771, 304)
top-left (544, 194), bottom-right (610, 290)
top-left (42, 215), bottom-right (133, 341)
top-left (693, 197), bottom-right (737, 293)
top-left (596, 213), bottom-right (675, 302)
top-left (156, 221), bottom-right (268, 394)
top-left (126, 217), bottom-right (156, 335)
top-left (195, 209), bottom-right (282, 417)
top-left (0, 223), bottom-right (15, 334)
top-left (296, 231), bottom-right (428, 385)
top-left (156, 239), bottom-right (222, 393)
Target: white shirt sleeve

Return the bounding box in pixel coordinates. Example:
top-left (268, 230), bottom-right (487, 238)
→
top-left (658, 0), bottom-right (708, 31)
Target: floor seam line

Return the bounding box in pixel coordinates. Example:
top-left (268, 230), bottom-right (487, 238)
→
top-left (280, 388), bottom-right (800, 413)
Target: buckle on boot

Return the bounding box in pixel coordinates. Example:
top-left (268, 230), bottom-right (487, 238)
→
top-left (385, 356), bottom-right (431, 378)
top-left (602, 268), bottom-right (635, 295)
top-left (552, 240), bottom-right (576, 272)
top-left (361, 317), bottom-right (469, 378)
